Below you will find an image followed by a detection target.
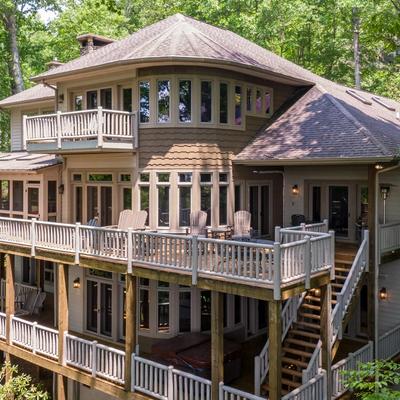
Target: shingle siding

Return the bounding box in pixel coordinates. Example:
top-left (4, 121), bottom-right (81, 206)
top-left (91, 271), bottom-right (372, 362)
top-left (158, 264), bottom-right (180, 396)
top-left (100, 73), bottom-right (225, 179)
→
top-left (10, 109), bottom-right (22, 151)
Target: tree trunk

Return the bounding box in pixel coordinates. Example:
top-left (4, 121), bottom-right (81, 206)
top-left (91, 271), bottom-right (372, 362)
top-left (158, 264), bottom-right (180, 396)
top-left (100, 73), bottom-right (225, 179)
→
top-left (3, 12), bottom-right (24, 94)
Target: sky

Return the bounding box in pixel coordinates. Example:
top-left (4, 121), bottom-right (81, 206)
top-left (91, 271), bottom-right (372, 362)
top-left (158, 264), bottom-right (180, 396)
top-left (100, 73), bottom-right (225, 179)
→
top-left (37, 8), bottom-right (58, 24)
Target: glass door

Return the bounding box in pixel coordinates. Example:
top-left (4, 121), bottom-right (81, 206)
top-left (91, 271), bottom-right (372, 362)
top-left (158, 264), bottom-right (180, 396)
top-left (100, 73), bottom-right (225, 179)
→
top-left (86, 185), bottom-right (112, 226)
top-left (329, 186), bottom-right (349, 237)
top-left (249, 184), bottom-right (270, 237)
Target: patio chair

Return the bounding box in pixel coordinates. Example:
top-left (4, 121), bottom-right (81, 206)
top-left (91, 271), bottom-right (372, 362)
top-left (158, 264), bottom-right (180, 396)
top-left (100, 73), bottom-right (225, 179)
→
top-left (108, 209), bottom-right (148, 230)
top-left (87, 217), bottom-right (99, 227)
top-left (186, 211), bottom-right (207, 237)
top-left (15, 291), bottom-right (40, 316)
top-left (232, 210), bottom-right (252, 240)
top-left (33, 292), bottom-right (46, 315)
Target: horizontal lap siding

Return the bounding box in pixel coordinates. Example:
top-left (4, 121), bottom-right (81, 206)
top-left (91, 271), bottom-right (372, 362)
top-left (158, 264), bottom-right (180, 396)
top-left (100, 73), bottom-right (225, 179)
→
top-left (139, 117), bottom-right (267, 169)
top-left (11, 109), bottom-right (22, 151)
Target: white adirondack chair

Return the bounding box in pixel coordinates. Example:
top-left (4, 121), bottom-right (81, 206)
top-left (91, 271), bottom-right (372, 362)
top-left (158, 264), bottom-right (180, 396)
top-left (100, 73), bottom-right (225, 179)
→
top-left (186, 210), bottom-right (208, 236)
top-left (15, 291), bottom-right (40, 316)
top-left (109, 210), bottom-right (148, 230)
top-left (232, 210), bottom-right (252, 240)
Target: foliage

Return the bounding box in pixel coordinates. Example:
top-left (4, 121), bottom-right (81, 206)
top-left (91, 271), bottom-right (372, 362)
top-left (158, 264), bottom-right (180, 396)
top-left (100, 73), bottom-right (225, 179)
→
top-left (342, 359), bottom-right (400, 399)
top-left (0, 362), bottom-right (49, 399)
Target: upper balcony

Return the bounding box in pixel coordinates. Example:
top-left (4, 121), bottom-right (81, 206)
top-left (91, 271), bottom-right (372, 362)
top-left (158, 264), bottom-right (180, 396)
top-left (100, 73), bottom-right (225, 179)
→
top-left (23, 107), bottom-right (138, 153)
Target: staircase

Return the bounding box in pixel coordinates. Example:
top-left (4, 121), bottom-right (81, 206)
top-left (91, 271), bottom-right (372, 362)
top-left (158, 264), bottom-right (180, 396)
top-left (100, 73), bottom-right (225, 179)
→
top-left (261, 244), bottom-right (359, 397)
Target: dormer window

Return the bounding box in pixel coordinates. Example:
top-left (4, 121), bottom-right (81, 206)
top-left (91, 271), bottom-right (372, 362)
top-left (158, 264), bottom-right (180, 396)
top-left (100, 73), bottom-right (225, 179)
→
top-left (157, 80), bottom-right (171, 123)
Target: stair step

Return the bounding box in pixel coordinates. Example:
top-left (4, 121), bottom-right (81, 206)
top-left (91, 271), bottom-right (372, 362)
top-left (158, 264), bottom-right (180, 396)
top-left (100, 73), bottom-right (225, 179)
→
top-left (290, 329), bottom-right (320, 340)
top-left (335, 275), bottom-right (347, 281)
top-left (282, 378), bottom-right (301, 389)
top-left (335, 267), bottom-right (351, 273)
top-left (282, 357), bottom-right (308, 368)
top-left (294, 321), bottom-right (320, 330)
top-left (283, 347), bottom-right (313, 358)
top-left (299, 312), bottom-right (321, 320)
top-left (302, 303), bottom-right (321, 311)
top-left (332, 283), bottom-right (344, 289)
top-left (286, 338), bottom-right (317, 348)
top-left (282, 367), bottom-right (303, 378)
top-left (335, 259), bottom-right (353, 265)
top-left (261, 384), bottom-right (290, 396)
top-left (305, 295), bottom-right (320, 302)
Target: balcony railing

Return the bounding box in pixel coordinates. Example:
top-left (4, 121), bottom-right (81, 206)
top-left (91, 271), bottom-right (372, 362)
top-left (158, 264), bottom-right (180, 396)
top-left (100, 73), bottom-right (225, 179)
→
top-left (23, 107), bottom-right (138, 152)
top-left (0, 217), bottom-right (334, 297)
top-left (380, 221), bottom-right (400, 258)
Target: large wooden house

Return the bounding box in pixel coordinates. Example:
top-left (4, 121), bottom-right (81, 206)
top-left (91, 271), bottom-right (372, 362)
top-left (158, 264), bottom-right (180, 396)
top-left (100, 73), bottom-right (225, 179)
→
top-left (0, 13), bottom-right (399, 400)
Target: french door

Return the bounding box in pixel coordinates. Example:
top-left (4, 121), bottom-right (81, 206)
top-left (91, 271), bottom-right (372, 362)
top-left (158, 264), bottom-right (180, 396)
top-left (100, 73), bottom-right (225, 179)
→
top-left (249, 184), bottom-right (271, 237)
top-left (86, 279), bottom-right (113, 337)
top-left (329, 186), bottom-right (349, 238)
top-left (87, 185), bottom-right (112, 226)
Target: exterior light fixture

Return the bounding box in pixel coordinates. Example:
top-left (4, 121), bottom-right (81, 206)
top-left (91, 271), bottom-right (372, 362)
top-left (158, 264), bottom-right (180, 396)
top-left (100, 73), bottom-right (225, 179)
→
top-left (292, 185), bottom-right (300, 195)
top-left (380, 184), bottom-right (391, 200)
top-left (375, 163), bottom-right (384, 170)
top-left (73, 277), bottom-right (81, 289)
top-left (314, 288), bottom-right (321, 297)
top-left (58, 184), bottom-right (64, 195)
top-left (379, 287), bottom-right (388, 300)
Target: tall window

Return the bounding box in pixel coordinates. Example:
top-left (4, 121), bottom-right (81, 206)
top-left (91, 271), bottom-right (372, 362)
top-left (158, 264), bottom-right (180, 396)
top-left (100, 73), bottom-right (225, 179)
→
top-left (219, 173), bottom-right (228, 225)
top-left (100, 88), bottom-right (112, 109)
top-left (200, 291), bottom-right (211, 331)
top-left (48, 181), bottom-right (57, 214)
top-left (201, 81), bottom-right (212, 122)
top-left (246, 88), bottom-right (253, 112)
top-left (74, 95), bottom-right (83, 111)
top-left (178, 173), bottom-right (192, 227)
top-left (219, 82), bottom-right (228, 124)
top-left (200, 173), bottom-right (212, 226)
top-left (158, 281), bottom-right (170, 332)
top-left (12, 181), bottom-right (23, 212)
top-left (139, 81), bottom-right (150, 123)
top-left (234, 85), bottom-right (242, 125)
top-left (265, 91), bottom-right (271, 114)
top-left (256, 89), bottom-right (262, 113)
top-left (179, 286), bottom-right (191, 332)
top-left (139, 173), bottom-right (150, 225)
top-left (75, 186), bottom-right (83, 223)
top-left (157, 173), bottom-right (170, 227)
top-left (157, 80), bottom-right (171, 123)
top-left (87, 90), bottom-right (98, 109)
top-left (179, 80), bottom-right (192, 122)
top-left (234, 184), bottom-right (241, 212)
top-left (139, 278), bottom-right (150, 329)
top-left (0, 180), bottom-right (9, 210)
top-left (122, 88), bottom-right (132, 112)
top-left (123, 188), bottom-right (132, 210)
top-left (27, 187), bottom-right (39, 215)
top-left (87, 186), bottom-right (98, 220)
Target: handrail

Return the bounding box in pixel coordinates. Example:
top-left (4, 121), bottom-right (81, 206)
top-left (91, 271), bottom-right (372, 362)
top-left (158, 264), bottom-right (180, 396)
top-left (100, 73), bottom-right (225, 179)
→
top-left (220, 382), bottom-right (265, 400)
top-left (379, 221), bottom-right (400, 255)
top-left (378, 322), bottom-right (400, 360)
top-left (281, 370), bottom-right (327, 400)
top-left (0, 217), bottom-right (334, 297)
top-left (302, 340), bottom-right (321, 384)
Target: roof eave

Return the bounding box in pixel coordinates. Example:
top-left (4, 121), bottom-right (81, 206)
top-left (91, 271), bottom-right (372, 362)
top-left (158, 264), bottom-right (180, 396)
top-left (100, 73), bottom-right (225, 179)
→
top-left (0, 96), bottom-right (55, 109)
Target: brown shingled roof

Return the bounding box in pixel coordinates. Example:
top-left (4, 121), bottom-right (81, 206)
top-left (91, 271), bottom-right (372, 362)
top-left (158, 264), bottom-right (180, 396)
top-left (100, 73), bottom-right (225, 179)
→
top-left (0, 152), bottom-right (61, 171)
top-left (0, 84), bottom-right (54, 108)
top-left (235, 83), bottom-right (400, 163)
top-left (32, 13), bottom-right (316, 85)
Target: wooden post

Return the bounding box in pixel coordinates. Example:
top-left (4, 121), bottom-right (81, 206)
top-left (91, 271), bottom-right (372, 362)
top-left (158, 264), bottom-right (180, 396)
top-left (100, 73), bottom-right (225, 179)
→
top-left (367, 165), bottom-right (376, 343)
top-left (211, 291), bottom-right (224, 399)
top-left (57, 263), bottom-right (68, 400)
top-left (268, 300), bottom-right (282, 400)
top-left (320, 283), bottom-right (332, 399)
top-left (124, 274), bottom-right (137, 391)
top-left (5, 254), bottom-right (15, 346)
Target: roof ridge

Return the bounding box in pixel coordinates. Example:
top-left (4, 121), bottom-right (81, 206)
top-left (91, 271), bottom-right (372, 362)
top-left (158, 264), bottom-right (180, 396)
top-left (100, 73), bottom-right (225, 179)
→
top-left (316, 84), bottom-right (391, 157)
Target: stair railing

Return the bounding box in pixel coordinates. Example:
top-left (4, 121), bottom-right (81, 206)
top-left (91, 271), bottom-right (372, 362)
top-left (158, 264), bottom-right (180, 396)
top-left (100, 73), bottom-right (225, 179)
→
top-left (302, 340), bottom-right (322, 384)
top-left (254, 293), bottom-right (305, 395)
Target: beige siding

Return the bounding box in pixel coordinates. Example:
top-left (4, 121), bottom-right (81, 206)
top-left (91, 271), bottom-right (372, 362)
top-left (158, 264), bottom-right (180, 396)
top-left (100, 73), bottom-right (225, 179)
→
top-left (379, 259), bottom-right (400, 335)
top-left (139, 116), bottom-right (266, 169)
top-left (10, 109), bottom-right (22, 151)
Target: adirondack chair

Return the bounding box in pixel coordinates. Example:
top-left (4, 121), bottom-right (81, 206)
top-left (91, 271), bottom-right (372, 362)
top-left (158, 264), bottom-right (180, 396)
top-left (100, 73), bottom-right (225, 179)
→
top-left (185, 210), bottom-right (208, 236)
top-left (33, 292), bottom-right (46, 315)
top-left (232, 210), bottom-right (252, 240)
top-left (15, 291), bottom-right (40, 316)
top-left (87, 217), bottom-right (99, 227)
top-left (108, 210), bottom-right (148, 230)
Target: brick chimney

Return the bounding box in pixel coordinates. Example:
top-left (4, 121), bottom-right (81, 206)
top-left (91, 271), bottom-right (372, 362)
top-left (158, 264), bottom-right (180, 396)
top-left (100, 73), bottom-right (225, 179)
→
top-left (76, 34), bottom-right (115, 56)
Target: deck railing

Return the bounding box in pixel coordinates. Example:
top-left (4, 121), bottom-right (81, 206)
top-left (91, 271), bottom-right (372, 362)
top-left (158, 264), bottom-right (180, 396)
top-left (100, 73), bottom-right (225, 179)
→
top-left (0, 217), bottom-right (334, 296)
top-left (281, 370), bottom-right (327, 400)
top-left (302, 340), bottom-right (322, 384)
top-left (331, 341), bottom-right (373, 399)
top-left (379, 221), bottom-right (400, 256)
top-left (0, 312), bottom-right (5, 338)
top-left (254, 293), bottom-right (304, 395)
top-left (219, 382), bottom-right (265, 400)
top-left (23, 107), bottom-right (138, 150)
top-left (378, 323), bottom-right (400, 360)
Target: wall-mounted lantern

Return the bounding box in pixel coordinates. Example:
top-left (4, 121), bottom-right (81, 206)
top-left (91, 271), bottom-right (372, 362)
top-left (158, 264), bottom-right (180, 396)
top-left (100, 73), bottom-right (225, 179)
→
top-left (73, 277), bottom-right (81, 289)
top-left (379, 287), bottom-right (388, 300)
top-left (292, 185), bottom-right (300, 196)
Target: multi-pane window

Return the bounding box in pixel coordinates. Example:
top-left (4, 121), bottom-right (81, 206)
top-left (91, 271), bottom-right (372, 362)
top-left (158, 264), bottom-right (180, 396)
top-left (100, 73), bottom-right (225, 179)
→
top-left (139, 81), bottom-right (150, 123)
top-left (178, 173), bottom-right (192, 227)
top-left (219, 173), bottom-right (228, 225)
top-left (157, 173), bottom-right (170, 227)
top-left (200, 173), bottom-right (212, 226)
top-left (157, 80), bottom-right (171, 123)
top-left (234, 85), bottom-right (242, 125)
top-left (12, 181), bottom-right (23, 212)
top-left (0, 180), bottom-right (9, 210)
top-left (179, 80), bottom-right (192, 122)
top-left (200, 81), bottom-right (212, 122)
top-left (219, 82), bottom-right (228, 124)
top-left (139, 173), bottom-right (150, 225)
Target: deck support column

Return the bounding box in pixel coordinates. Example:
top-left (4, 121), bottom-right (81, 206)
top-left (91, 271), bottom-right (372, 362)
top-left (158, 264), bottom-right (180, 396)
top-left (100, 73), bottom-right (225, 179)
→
top-left (5, 254), bottom-right (15, 380)
top-left (367, 165), bottom-right (377, 348)
top-left (124, 274), bottom-right (137, 391)
top-left (57, 263), bottom-right (69, 400)
top-left (320, 283), bottom-right (332, 399)
top-left (211, 291), bottom-right (223, 399)
top-left (268, 300), bottom-right (282, 400)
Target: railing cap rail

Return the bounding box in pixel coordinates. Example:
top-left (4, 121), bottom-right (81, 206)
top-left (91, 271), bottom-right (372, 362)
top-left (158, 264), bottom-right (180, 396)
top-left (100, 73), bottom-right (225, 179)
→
top-left (172, 368), bottom-right (211, 385)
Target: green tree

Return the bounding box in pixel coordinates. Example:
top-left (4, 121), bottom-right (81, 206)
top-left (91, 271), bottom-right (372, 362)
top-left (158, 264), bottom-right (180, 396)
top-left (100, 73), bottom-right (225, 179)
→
top-left (0, 362), bottom-right (49, 399)
top-left (342, 359), bottom-right (400, 399)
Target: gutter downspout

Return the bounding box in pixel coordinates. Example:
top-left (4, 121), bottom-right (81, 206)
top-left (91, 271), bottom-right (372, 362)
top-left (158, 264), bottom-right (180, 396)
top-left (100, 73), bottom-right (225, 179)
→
top-left (374, 162), bottom-right (400, 360)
